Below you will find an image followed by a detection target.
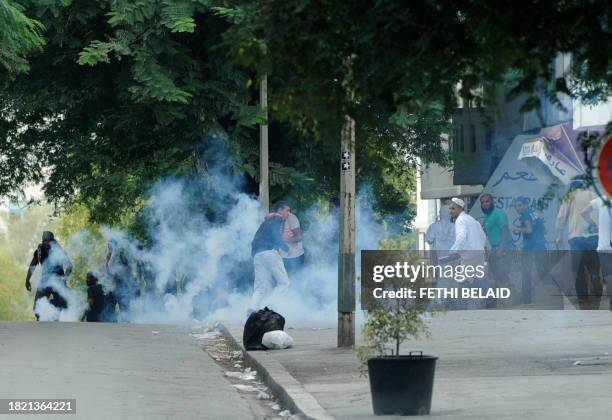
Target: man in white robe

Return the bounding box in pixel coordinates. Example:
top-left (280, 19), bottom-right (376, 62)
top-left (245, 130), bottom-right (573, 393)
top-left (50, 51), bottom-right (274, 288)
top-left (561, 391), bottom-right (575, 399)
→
top-left (449, 198), bottom-right (486, 253)
top-left (425, 204), bottom-right (455, 253)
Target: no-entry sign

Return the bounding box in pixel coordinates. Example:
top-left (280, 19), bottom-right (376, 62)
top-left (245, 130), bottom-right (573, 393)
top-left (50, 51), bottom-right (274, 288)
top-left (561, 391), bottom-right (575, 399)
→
top-left (598, 135), bottom-right (612, 197)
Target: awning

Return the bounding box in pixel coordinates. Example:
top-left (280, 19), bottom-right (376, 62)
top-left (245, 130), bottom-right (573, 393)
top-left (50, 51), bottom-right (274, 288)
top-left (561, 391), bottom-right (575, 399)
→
top-left (517, 123), bottom-right (584, 185)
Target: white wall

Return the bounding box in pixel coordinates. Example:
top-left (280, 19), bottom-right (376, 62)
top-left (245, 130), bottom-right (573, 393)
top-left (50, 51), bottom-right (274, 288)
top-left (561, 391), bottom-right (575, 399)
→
top-left (573, 99), bottom-right (612, 129)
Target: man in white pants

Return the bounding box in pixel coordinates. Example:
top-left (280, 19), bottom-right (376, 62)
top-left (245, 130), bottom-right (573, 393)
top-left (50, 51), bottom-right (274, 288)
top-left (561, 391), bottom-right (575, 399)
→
top-left (250, 201), bottom-right (291, 309)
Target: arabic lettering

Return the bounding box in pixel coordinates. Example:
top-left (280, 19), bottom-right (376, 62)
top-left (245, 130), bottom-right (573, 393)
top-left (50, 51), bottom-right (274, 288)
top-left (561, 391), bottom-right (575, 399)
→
top-left (491, 171), bottom-right (538, 188)
top-left (544, 152), bottom-right (567, 176)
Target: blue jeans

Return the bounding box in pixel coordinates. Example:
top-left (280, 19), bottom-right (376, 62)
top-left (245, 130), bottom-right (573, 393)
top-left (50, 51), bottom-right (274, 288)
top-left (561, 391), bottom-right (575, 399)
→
top-left (568, 236), bottom-right (598, 251)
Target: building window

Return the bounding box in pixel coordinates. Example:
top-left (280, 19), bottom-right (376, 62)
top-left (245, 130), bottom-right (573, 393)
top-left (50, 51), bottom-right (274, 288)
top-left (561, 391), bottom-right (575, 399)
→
top-left (485, 126), bottom-right (494, 151)
top-left (469, 124), bottom-right (476, 152)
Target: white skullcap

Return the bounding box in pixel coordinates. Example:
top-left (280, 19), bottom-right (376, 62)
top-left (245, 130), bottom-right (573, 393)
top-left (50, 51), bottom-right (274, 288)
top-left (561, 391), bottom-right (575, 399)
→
top-left (451, 197), bottom-right (465, 208)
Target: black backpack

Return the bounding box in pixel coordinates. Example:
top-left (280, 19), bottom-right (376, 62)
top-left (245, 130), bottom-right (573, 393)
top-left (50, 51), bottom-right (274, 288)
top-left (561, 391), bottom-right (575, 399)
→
top-left (243, 307), bottom-right (285, 350)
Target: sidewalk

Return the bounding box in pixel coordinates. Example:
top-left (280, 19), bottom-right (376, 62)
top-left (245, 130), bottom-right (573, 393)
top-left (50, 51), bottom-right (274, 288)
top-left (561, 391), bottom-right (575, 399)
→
top-left (226, 310), bottom-right (612, 419)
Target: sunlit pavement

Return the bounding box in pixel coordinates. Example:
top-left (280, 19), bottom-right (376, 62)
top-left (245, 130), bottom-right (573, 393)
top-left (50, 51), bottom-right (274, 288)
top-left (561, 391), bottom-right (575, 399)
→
top-left (230, 310), bottom-right (612, 419)
top-left (0, 322), bottom-right (254, 420)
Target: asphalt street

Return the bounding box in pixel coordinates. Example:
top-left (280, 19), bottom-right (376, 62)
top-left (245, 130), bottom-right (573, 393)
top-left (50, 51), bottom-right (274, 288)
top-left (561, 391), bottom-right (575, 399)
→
top-left (0, 322), bottom-right (255, 420)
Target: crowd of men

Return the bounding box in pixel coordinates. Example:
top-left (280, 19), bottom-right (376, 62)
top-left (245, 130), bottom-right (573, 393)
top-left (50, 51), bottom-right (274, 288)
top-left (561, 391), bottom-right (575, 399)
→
top-left (426, 185), bottom-right (612, 309)
top-left (24, 189), bottom-right (611, 320)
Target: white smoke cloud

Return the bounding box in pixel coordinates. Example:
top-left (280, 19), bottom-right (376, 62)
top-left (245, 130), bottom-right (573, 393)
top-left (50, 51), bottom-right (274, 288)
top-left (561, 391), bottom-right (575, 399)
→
top-left (34, 279), bottom-right (87, 322)
top-left (34, 297), bottom-right (60, 321)
top-left (42, 140), bottom-right (392, 327)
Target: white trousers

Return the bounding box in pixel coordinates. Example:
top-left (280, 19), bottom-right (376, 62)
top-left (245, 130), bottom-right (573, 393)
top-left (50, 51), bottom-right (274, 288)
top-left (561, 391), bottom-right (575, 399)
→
top-left (251, 250), bottom-right (290, 308)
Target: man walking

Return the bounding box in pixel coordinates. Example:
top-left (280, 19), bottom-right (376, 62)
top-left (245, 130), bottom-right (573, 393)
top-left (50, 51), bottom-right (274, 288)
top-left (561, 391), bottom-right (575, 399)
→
top-left (555, 183), bottom-right (600, 309)
top-left (448, 197), bottom-right (487, 308)
top-left (512, 196), bottom-right (547, 304)
top-left (425, 204), bottom-right (455, 255)
top-left (581, 197), bottom-right (612, 310)
top-left (480, 194), bottom-right (510, 251)
top-left (25, 231), bottom-right (73, 320)
top-left (480, 194), bottom-right (511, 298)
top-left (449, 198), bottom-right (486, 253)
top-left (250, 201), bottom-right (291, 309)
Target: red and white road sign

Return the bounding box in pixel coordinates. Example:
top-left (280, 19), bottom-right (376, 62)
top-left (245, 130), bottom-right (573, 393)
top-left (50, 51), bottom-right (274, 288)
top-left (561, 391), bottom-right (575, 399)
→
top-left (597, 135), bottom-right (612, 197)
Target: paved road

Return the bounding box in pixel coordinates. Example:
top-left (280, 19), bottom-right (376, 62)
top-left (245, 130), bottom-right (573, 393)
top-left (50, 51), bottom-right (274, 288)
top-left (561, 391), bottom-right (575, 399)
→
top-left (0, 322), bottom-right (254, 420)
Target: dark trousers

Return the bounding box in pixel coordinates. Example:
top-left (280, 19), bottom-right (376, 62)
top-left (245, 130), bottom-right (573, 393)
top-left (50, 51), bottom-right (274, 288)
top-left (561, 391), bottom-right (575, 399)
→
top-left (283, 254), bottom-right (305, 278)
top-left (520, 251), bottom-right (549, 305)
top-left (485, 248), bottom-right (511, 308)
top-left (569, 236), bottom-right (602, 309)
top-left (34, 287), bottom-right (68, 320)
top-left (599, 253), bottom-right (612, 309)
top-left (488, 248), bottom-right (511, 288)
top-left (85, 309), bottom-right (101, 322)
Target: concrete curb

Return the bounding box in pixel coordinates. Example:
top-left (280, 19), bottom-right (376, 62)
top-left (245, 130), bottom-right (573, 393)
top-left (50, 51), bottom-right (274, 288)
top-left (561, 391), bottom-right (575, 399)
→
top-left (217, 324), bottom-right (334, 420)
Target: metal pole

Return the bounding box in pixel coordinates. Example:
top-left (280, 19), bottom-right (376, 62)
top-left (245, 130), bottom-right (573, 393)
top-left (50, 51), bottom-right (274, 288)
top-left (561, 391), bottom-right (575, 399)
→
top-left (338, 113), bottom-right (356, 347)
top-left (259, 75), bottom-right (269, 212)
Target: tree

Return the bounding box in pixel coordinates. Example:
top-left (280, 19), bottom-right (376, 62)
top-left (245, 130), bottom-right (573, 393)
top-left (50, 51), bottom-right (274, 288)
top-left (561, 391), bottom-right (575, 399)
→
top-left (1, 0), bottom-right (421, 228)
top-left (1, 0), bottom-right (262, 224)
top-left (218, 0), bottom-right (612, 142)
top-left (0, 0), bottom-right (44, 74)
top-left (5, 1), bottom-right (609, 228)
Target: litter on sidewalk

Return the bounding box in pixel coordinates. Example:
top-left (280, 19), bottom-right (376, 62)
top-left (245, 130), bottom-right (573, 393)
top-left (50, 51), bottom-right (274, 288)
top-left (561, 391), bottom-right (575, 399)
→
top-left (262, 330), bottom-right (294, 349)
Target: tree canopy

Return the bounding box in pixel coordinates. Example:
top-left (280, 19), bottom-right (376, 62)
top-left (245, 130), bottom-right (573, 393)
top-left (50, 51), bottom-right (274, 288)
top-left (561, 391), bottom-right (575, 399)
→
top-left (1, 0), bottom-right (611, 227)
top-left (0, 0), bottom-right (44, 73)
top-left (219, 0), bottom-right (611, 123)
top-left (1, 0), bottom-right (260, 223)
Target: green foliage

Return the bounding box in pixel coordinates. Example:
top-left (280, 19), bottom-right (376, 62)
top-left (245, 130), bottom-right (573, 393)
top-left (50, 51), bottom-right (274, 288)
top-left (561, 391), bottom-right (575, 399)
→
top-left (219, 0), bottom-right (612, 149)
top-left (0, 202), bottom-right (58, 320)
top-left (1, 0), bottom-right (257, 224)
top-left (379, 234), bottom-right (419, 251)
top-left (356, 253), bottom-right (432, 374)
top-left (0, 0), bottom-right (45, 73)
top-left (3, 0), bottom-right (611, 232)
top-left (0, 243), bottom-right (30, 319)
top-left (55, 204), bottom-right (107, 288)
top-left (357, 307), bottom-right (430, 374)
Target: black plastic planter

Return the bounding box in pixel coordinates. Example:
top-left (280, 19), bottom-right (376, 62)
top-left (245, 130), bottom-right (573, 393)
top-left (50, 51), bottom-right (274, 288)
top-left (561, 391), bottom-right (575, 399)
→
top-left (368, 352), bottom-right (438, 415)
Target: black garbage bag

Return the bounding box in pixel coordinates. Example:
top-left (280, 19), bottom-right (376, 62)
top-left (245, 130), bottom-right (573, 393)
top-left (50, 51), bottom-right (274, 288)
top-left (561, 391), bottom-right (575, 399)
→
top-left (243, 307), bottom-right (285, 350)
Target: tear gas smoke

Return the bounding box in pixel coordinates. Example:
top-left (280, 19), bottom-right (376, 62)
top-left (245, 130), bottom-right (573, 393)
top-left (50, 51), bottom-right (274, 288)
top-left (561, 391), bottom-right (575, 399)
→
top-left (42, 145), bottom-right (393, 327)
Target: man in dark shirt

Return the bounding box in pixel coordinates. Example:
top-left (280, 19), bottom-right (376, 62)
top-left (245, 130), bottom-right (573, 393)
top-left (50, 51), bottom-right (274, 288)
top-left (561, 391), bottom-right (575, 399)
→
top-left (25, 231), bottom-right (73, 320)
top-left (250, 201), bottom-right (291, 309)
top-left (512, 197), bottom-right (546, 251)
top-left (511, 197), bottom-right (548, 304)
top-left (84, 272), bottom-right (106, 322)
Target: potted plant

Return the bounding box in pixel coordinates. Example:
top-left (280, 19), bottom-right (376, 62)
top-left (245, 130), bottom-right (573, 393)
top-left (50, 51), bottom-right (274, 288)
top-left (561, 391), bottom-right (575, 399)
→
top-left (357, 261), bottom-right (437, 416)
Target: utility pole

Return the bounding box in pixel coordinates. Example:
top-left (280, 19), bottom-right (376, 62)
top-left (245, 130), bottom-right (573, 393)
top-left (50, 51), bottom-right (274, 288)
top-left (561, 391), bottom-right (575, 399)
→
top-left (338, 113), bottom-right (356, 347)
top-left (259, 75), bottom-right (269, 212)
